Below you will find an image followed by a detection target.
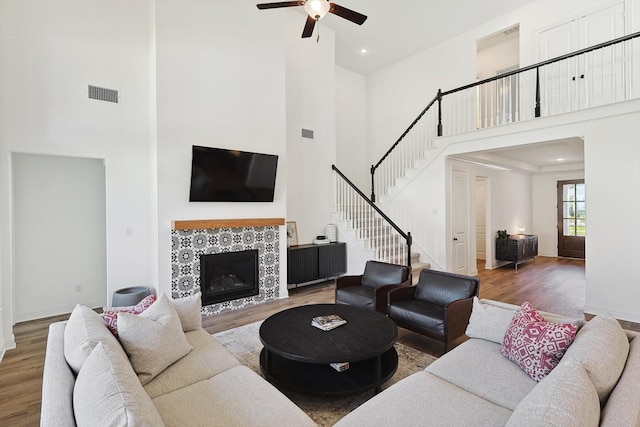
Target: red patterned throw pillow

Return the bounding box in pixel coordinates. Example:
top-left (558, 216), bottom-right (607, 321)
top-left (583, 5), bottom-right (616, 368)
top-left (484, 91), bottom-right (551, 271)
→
top-left (501, 302), bottom-right (578, 382)
top-left (102, 295), bottom-right (157, 337)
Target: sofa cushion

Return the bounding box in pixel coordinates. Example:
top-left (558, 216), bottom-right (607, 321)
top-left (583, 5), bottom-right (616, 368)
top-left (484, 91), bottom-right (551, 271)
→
top-left (152, 365), bottom-right (316, 427)
top-left (170, 291), bottom-right (202, 331)
top-left (600, 331), bottom-right (640, 426)
top-left (506, 358), bottom-right (600, 427)
top-left (466, 298), bottom-right (584, 344)
top-left (334, 371), bottom-right (512, 427)
top-left (501, 302), bottom-right (578, 381)
top-left (336, 286), bottom-right (375, 309)
top-left (144, 328), bottom-right (241, 399)
top-left (426, 338), bottom-right (536, 411)
top-left (74, 342), bottom-right (166, 427)
top-left (562, 314), bottom-right (629, 404)
top-left (118, 294), bottom-right (193, 385)
top-left (102, 294), bottom-right (157, 336)
top-left (361, 261), bottom-right (408, 288)
top-left (63, 304), bottom-right (127, 374)
top-left (41, 322), bottom-right (76, 426)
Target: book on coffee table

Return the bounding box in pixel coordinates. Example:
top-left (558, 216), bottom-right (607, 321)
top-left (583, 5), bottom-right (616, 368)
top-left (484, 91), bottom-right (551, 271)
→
top-left (311, 314), bottom-right (347, 331)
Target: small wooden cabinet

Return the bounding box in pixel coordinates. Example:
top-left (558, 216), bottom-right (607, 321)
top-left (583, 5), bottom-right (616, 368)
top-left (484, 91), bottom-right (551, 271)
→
top-left (496, 234), bottom-right (538, 271)
top-left (287, 242), bottom-right (346, 287)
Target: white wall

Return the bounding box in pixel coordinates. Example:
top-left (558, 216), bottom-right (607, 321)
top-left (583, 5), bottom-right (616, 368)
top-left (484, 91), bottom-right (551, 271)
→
top-left (285, 13), bottom-right (337, 245)
top-left (476, 34), bottom-right (520, 80)
top-left (532, 169), bottom-right (585, 257)
top-left (0, 0), bottom-right (154, 351)
top-left (583, 107), bottom-right (640, 321)
top-left (12, 154), bottom-right (107, 321)
top-left (336, 66), bottom-right (368, 191)
top-left (155, 1), bottom-right (289, 297)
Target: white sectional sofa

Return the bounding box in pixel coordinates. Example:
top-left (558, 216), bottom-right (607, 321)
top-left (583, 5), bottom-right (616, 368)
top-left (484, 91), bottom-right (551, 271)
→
top-left (40, 293), bottom-right (315, 427)
top-left (336, 299), bottom-right (640, 427)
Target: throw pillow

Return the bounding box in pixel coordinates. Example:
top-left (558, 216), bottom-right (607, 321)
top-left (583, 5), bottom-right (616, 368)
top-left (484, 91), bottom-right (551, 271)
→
top-left (102, 294), bottom-right (157, 337)
top-left (74, 342), bottom-right (166, 427)
top-left (465, 297), bottom-right (518, 344)
top-left (63, 304), bottom-right (127, 374)
top-left (501, 302), bottom-right (578, 381)
top-left (118, 294), bottom-right (193, 385)
top-left (170, 291), bottom-right (202, 332)
top-left (506, 357), bottom-right (600, 427)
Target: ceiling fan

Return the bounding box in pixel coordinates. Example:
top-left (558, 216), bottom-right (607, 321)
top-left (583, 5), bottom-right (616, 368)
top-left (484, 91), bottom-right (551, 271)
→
top-left (256, 0), bottom-right (367, 39)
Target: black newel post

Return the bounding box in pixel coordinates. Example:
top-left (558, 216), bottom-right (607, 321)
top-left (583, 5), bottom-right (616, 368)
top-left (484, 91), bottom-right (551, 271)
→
top-left (406, 231), bottom-right (413, 275)
top-left (437, 89), bottom-right (443, 137)
top-left (535, 67), bottom-right (541, 118)
top-left (370, 165), bottom-right (376, 202)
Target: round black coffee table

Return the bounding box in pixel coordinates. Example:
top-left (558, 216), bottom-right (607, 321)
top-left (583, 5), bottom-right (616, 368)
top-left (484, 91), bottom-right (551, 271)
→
top-left (259, 304), bottom-right (398, 395)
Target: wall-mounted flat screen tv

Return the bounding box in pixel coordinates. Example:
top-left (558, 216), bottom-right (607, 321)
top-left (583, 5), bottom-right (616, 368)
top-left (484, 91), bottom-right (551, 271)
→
top-left (189, 145), bottom-right (278, 202)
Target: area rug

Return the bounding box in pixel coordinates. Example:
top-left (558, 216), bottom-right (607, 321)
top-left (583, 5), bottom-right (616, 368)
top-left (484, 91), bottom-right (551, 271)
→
top-left (213, 321), bottom-right (437, 426)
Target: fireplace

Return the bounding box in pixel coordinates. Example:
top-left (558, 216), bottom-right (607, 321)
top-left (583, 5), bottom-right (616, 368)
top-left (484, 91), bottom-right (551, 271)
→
top-left (172, 219), bottom-right (282, 315)
top-left (200, 250), bottom-right (259, 305)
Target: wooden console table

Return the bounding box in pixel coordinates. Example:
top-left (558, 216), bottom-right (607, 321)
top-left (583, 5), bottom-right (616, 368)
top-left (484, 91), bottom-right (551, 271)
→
top-left (496, 234), bottom-right (538, 271)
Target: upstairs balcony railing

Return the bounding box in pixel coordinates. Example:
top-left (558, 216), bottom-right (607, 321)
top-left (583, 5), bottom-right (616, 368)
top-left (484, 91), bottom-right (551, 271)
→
top-left (371, 31), bottom-right (640, 201)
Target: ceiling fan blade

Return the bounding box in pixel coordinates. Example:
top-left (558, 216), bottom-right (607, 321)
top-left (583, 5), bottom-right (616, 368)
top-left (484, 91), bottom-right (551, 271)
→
top-left (329, 3), bottom-right (367, 25)
top-left (256, 1), bottom-right (304, 10)
top-left (301, 15), bottom-right (316, 38)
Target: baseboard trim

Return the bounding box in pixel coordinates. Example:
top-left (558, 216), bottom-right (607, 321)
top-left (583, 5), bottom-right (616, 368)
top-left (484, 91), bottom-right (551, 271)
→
top-left (14, 299), bottom-right (105, 323)
top-left (584, 304), bottom-right (640, 324)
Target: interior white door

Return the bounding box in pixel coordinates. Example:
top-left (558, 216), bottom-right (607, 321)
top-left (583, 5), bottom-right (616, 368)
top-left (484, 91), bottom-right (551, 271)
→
top-left (578, 2), bottom-right (626, 108)
top-left (538, 20), bottom-right (579, 115)
top-left (475, 178), bottom-right (487, 261)
top-left (452, 169), bottom-right (469, 275)
top-left (538, 2), bottom-right (626, 114)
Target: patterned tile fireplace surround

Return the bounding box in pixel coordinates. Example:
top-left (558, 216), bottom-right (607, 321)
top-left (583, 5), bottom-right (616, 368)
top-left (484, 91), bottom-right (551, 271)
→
top-left (171, 218), bottom-right (284, 316)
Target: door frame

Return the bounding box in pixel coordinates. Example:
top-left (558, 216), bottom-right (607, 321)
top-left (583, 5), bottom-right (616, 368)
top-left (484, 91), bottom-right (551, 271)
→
top-left (557, 179), bottom-right (586, 259)
top-left (449, 167), bottom-right (470, 275)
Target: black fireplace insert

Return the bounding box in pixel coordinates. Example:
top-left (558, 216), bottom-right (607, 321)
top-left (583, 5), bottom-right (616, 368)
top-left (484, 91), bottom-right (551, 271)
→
top-left (200, 250), bottom-right (259, 305)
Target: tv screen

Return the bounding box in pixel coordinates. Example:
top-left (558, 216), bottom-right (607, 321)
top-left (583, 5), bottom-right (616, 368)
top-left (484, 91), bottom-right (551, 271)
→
top-left (189, 146), bottom-right (278, 202)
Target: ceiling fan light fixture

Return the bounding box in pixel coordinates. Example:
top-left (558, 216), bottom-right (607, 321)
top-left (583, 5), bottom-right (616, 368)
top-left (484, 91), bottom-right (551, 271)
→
top-left (304, 0), bottom-right (330, 20)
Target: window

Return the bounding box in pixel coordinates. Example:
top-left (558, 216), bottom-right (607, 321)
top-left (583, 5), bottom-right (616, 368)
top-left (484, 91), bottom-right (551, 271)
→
top-left (562, 183), bottom-right (586, 236)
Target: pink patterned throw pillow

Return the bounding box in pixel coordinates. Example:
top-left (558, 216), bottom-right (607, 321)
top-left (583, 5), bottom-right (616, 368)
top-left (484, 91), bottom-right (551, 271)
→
top-left (501, 302), bottom-right (578, 382)
top-left (102, 294), bottom-right (157, 337)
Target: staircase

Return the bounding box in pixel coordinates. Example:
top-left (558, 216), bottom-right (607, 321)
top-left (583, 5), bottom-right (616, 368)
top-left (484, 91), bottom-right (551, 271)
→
top-left (331, 166), bottom-right (429, 282)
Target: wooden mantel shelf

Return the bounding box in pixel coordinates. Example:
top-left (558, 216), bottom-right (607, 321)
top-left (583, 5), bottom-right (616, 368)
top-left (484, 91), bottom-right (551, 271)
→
top-left (172, 218), bottom-right (285, 231)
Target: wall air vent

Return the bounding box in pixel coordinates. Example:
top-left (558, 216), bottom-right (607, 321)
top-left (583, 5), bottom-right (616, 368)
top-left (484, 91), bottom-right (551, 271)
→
top-left (503, 25), bottom-right (519, 36)
top-left (88, 85), bottom-right (118, 103)
top-left (301, 128), bottom-right (314, 139)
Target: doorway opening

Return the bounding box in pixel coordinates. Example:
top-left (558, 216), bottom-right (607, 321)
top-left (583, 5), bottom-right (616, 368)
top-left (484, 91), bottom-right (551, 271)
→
top-left (476, 24), bottom-right (520, 128)
top-left (12, 153), bottom-right (107, 322)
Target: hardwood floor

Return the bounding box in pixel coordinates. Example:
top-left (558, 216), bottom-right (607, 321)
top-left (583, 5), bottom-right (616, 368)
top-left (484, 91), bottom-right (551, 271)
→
top-left (1, 256), bottom-right (637, 426)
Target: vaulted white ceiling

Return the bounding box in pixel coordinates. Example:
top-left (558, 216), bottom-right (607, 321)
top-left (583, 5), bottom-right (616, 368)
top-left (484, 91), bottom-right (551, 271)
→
top-left (308, 0), bottom-right (538, 75)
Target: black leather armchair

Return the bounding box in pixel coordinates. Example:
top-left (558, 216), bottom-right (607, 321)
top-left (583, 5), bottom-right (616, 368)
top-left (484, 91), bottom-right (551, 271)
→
top-left (335, 260), bottom-right (411, 314)
top-left (387, 269), bottom-right (479, 353)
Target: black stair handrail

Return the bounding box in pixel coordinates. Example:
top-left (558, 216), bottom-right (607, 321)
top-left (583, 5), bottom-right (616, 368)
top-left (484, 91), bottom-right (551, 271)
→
top-left (332, 164), bottom-right (412, 270)
top-left (369, 93), bottom-right (439, 202)
top-left (370, 30), bottom-right (640, 201)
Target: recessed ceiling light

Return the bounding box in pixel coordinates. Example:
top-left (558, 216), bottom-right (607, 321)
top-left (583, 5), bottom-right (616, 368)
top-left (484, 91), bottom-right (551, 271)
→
top-left (360, 48), bottom-right (368, 54)
top-left (556, 158), bottom-right (564, 162)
